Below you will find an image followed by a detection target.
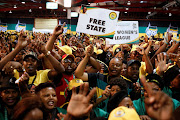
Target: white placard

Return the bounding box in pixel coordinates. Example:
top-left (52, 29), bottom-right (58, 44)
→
top-left (76, 7), bottom-right (119, 38)
top-left (106, 21), bottom-right (139, 44)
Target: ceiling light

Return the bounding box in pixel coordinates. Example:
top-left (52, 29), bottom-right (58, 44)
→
top-left (148, 12), bottom-right (151, 14)
top-left (64, 0), bottom-right (71, 7)
top-left (22, 2), bottom-right (25, 4)
top-left (124, 12), bottom-right (127, 13)
top-left (29, 9), bottom-right (32, 12)
top-left (39, 6), bottom-right (42, 9)
top-left (9, 10), bottom-right (12, 13)
top-left (71, 12), bottom-right (78, 17)
top-left (140, 1), bottom-right (144, 3)
top-left (126, 8), bottom-right (129, 10)
top-left (63, 9), bottom-right (66, 11)
top-left (154, 7), bottom-right (156, 9)
top-left (127, 1), bottom-right (131, 5)
top-left (14, 5), bottom-right (17, 8)
top-left (169, 13), bottom-right (172, 16)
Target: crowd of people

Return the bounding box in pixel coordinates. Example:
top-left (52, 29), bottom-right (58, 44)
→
top-left (0, 23), bottom-right (180, 120)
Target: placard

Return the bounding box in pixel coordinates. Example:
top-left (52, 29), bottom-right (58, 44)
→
top-left (106, 21), bottom-right (139, 44)
top-left (76, 7), bottom-right (119, 38)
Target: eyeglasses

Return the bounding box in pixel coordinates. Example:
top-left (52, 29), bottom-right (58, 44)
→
top-left (63, 59), bottom-right (74, 64)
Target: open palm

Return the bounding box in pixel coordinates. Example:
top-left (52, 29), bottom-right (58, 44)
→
top-left (67, 83), bottom-right (96, 118)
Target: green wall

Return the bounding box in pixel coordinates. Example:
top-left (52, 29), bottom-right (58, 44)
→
top-left (7, 24), bottom-right (34, 31)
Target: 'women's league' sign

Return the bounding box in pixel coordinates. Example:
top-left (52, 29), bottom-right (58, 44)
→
top-left (106, 21), bottom-right (139, 44)
top-left (76, 6), bottom-right (119, 38)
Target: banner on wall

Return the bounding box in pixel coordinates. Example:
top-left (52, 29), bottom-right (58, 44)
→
top-left (15, 20), bottom-right (26, 32)
top-left (76, 6), bottom-right (119, 38)
top-left (145, 23), bottom-right (157, 38)
top-left (106, 21), bottom-right (139, 44)
top-left (0, 22), bottom-right (8, 32)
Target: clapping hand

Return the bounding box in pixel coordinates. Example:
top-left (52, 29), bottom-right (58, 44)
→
top-left (17, 30), bottom-right (28, 49)
top-left (86, 44), bottom-right (94, 57)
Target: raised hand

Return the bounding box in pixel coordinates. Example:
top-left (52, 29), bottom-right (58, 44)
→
top-left (53, 22), bottom-right (66, 37)
top-left (55, 113), bottom-right (65, 120)
top-left (148, 40), bottom-right (154, 46)
top-left (169, 53), bottom-right (180, 62)
top-left (102, 85), bottom-right (111, 100)
top-left (67, 83), bottom-right (96, 118)
top-left (164, 32), bottom-right (173, 44)
top-left (86, 44), bottom-right (94, 57)
top-left (115, 51), bottom-right (124, 61)
top-left (144, 35), bottom-right (148, 43)
top-left (136, 46), bottom-right (145, 55)
top-left (17, 30), bottom-right (28, 48)
top-left (36, 41), bottom-right (47, 54)
top-left (15, 72), bottom-right (29, 84)
top-left (155, 53), bottom-right (171, 75)
top-left (133, 82), bottom-right (141, 93)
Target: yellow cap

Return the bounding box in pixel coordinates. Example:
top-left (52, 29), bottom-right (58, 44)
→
top-left (68, 78), bottom-right (83, 90)
top-left (113, 44), bottom-right (120, 54)
top-left (130, 45), bottom-right (139, 53)
top-left (108, 106), bottom-right (140, 120)
top-left (96, 49), bottom-right (103, 54)
top-left (58, 45), bottom-right (72, 54)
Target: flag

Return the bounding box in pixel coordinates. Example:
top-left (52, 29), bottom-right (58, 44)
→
top-left (167, 24), bottom-right (178, 34)
top-left (15, 20), bottom-right (26, 32)
top-left (145, 22), bottom-right (158, 38)
top-left (0, 22), bottom-right (8, 32)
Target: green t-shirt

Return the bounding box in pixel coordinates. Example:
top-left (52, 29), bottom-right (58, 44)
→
top-left (93, 107), bottom-right (109, 118)
top-left (133, 97), bottom-right (180, 116)
top-left (57, 107), bottom-right (67, 115)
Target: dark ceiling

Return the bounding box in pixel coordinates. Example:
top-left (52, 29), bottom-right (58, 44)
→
top-left (0, 0), bottom-right (180, 21)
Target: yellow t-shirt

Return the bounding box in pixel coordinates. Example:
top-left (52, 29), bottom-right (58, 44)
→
top-left (14, 69), bottom-right (51, 86)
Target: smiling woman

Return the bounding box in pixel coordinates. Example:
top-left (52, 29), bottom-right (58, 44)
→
top-left (0, 76), bottom-right (20, 120)
top-left (35, 82), bottom-right (67, 120)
